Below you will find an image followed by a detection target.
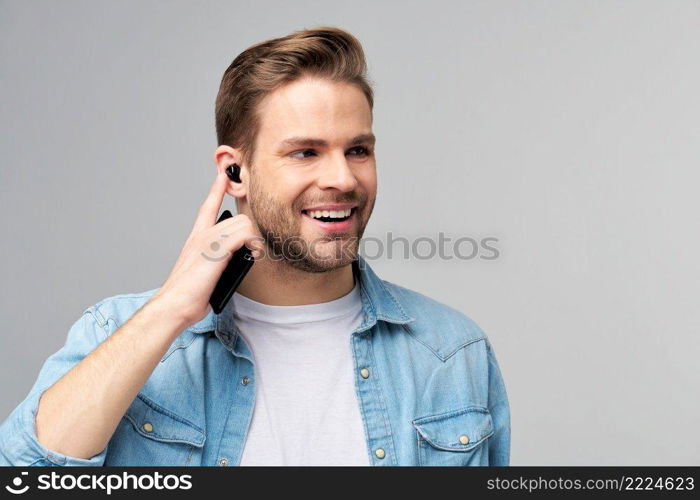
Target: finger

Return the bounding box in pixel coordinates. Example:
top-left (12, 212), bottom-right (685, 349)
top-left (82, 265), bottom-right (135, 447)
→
top-left (215, 224), bottom-right (266, 259)
top-left (244, 235), bottom-right (267, 259)
top-left (205, 213), bottom-right (249, 236)
top-left (190, 171), bottom-right (230, 235)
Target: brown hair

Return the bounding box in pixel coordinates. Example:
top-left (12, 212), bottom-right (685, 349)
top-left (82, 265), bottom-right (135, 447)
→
top-left (214, 26), bottom-right (374, 169)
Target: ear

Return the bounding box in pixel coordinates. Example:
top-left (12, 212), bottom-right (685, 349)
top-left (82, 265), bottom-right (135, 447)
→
top-left (214, 145), bottom-right (248, 200)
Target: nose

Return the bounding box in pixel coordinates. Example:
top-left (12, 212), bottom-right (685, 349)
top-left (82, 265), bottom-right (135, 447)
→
top-left (315, 151), bottom-right (359, 192)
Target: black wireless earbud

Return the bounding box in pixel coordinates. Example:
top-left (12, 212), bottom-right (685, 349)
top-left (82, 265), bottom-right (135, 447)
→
top-left (225, 163), bottom-right (241, 183)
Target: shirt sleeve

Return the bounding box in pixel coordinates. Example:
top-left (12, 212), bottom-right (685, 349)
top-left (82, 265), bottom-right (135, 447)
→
top-left (485, 339), bottom-right (511, 466)
top-left (0, 307), bottom-right (111, 466)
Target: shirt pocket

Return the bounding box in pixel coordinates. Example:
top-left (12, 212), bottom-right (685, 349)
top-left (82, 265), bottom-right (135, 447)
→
top-left (411, 406), bottom-right (494, 466)
top-left (105, 393), bottom-right (206, 466)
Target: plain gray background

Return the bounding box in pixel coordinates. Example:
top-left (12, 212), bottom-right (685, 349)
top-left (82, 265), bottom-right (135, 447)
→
top-left (1, 0), bottom-right (698, 465)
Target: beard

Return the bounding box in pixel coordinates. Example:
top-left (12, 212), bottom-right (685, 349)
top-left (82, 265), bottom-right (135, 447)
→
top-left (247, 169), bottom-right (374, 273)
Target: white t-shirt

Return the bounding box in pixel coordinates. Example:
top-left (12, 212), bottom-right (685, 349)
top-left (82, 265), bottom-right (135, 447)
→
top-left (234, 281), bottom-right (370, 466)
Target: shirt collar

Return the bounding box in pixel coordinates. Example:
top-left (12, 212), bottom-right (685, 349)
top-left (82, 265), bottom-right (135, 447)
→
top-left (186, 255), bottom-right (415, 351)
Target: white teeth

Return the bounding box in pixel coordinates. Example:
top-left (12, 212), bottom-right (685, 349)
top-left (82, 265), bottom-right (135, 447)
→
top-left (306, 208), bottom-right (352, 219)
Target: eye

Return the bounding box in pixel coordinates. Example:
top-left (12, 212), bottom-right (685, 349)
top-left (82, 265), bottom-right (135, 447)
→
top-left (289, 149), bottom-right (317, 160)
top-left (288, 146), bottom-right (373, 160)
top-left (348, 146), bottom-right (372, 157)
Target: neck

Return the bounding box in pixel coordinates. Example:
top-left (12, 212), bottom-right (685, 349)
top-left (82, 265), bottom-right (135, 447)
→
top-left (234, 256), bottom-right (356, 306)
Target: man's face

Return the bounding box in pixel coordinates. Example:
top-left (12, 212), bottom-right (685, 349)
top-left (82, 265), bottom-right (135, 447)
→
top-left (244, 76), bottom-right (377, 273)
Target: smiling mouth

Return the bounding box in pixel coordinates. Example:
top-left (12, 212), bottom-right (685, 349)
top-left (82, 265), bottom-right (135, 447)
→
top-left (301, 207), bottom-right (357, 223)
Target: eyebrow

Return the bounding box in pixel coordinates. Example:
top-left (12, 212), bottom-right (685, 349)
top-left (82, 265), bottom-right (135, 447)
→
top-left (277, 133), bottom-right (376, 150)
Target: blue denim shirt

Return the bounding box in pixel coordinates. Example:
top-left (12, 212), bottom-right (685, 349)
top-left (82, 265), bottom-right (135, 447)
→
top-left (0, 255), bottom-right (510, 466)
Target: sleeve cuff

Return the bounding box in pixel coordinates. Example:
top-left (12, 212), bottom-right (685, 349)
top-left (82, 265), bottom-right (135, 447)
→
top-left (1, 387), bottom-right (108, 466)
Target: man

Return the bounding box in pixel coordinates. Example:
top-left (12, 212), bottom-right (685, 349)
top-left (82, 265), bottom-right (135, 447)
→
top-left (0, 26), bottom-right (510, 466)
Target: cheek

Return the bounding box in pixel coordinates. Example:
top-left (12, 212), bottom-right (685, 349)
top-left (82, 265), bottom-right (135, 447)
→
top-left (272, 173), bottom-right (309, 208)
top-left (356, 167), bottom-right (377, 195)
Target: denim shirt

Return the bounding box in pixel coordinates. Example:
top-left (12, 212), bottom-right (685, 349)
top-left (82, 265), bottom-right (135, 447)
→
top-left (0, 255), bottom-right (510, 466)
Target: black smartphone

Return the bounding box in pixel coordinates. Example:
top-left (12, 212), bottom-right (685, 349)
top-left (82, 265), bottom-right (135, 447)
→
top-left (209, 210), bottom-right (256, 314)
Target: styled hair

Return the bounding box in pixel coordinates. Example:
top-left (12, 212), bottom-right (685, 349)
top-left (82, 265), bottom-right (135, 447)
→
top-left (215, 26), bottom-right (374, 169)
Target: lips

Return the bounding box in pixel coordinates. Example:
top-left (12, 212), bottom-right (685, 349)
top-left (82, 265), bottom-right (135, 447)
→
top-left (301, 203), bottom-right (357, 212)
top-left (301, 207), bottom-right (357, 232)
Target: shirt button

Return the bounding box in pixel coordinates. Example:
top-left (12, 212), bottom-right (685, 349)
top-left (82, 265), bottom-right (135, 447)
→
top-left (219, 457), bottom-right (228, 466)
top-left (241, 376), bottom-right (250, 385)
top-left (459, 434), bottom-right (469, 445)
top-left (142, 422), bottom-right (153, 433)
top-left (360, 368), bottom-right (370, 379)
top-left (375, 448), bottom-right (385, 459)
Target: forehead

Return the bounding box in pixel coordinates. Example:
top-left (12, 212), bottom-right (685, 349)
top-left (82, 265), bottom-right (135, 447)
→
top-left (255, 77), bottom-right (372, 146)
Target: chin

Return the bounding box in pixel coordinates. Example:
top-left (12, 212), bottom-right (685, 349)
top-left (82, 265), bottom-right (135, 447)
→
top-left (284, 251), bottom-right (357, 274)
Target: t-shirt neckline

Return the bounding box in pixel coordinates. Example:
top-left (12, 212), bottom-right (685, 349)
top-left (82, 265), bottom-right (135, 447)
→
top-left (231, 281), bottom-right (361, 324)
